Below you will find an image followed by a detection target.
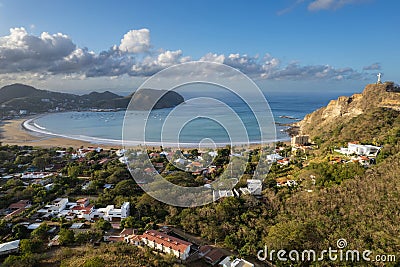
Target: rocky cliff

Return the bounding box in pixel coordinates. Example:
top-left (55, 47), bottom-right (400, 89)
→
top-left (297, 82), bottom-right (400, 140)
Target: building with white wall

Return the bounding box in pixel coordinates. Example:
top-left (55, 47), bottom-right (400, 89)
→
top-left (141, 230), bottom-right (192, 260)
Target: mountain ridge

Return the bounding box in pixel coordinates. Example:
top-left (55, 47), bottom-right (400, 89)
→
top-left (0, 83), bottom-right (184, 114)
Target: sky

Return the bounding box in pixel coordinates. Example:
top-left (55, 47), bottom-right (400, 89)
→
top-left (0, 0), bottom-right (399, 94)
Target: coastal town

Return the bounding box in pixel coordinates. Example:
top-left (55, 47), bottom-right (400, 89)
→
top-left (0, 122), bottom-right (387, 266)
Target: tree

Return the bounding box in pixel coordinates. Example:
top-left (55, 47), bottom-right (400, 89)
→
top-left (59, 228), bottom-right (75, 245)
top-left (0, 219), bottom-right (11, 237)
top-left (20, 239), bottom-right (44, 254)
top-left (95, 218), bottom-right (111, 231)
top-left (30, 223), bottom-right (50, 240)
top-left (32, 156), bottom-right (49, 171)
top-left (120, 216), bottom-right (135, 229)
top-left (112, 180), bottom-right (139, 196)
top-left (12, 224), bottom-right (30, 239)
top-left (67, 165), bottom-right (81, 178)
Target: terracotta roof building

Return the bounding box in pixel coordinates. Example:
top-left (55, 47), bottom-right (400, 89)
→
top-left (141, 230), bottom-right (192, 260)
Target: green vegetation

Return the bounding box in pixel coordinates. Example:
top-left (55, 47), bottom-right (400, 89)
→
top-left (1, 83), bottom-right (400, 266)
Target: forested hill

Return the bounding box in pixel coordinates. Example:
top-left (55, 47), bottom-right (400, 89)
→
top-left (0, 84), bottom-right (184, 113)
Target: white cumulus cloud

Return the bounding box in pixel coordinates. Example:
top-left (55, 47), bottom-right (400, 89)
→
top-left (119, 28), bottom-right (150, 53)
top-left (0, 27), bottom-right (370, 82)
top-left (0, 27), bottom-right (76, 73)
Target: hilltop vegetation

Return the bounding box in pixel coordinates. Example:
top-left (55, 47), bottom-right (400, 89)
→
top-left (0, 84), bottom-right (184, 115)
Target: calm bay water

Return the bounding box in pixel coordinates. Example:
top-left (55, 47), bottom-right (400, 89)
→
top-left (31, 90), bottom-right (348, 145)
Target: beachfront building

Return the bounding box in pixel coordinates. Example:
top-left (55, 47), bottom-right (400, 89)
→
top-left (141, 230), bottom-right (192, 260)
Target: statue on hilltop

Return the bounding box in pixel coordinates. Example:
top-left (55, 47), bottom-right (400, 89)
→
top-left (377, 73), bottom-right (382, 84)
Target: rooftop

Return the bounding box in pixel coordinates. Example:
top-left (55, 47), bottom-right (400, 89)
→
top-left (142, 230), bottom-right (192, 252)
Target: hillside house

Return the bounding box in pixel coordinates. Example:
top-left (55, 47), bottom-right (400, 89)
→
top-left (141, 230), bottom-right (192, 260)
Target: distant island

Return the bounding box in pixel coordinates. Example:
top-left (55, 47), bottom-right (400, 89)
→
top-left (0, 84), bottom-right (184, 118)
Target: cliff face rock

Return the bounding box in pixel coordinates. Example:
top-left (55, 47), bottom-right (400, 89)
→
top-left (298, 83), bottom-right (400, 138)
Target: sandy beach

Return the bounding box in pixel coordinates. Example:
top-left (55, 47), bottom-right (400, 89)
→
top-left (0, 117), bottom-right (285, 150)
top-left (0, 118), bottom-right (122, 149)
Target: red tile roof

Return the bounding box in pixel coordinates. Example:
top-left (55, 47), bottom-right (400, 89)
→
top-left (72, 204), bottom-right (93, 213)
top-left (76, 198), bottom-right (88, 203)
top-left (204, 248), bottom-right (226, 264)
top-left (141, 230), bottom-right (192, 252)
top-left (9, 200), bottom-right (30, 210)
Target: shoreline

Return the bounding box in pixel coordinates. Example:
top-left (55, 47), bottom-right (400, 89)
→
top-left (0, 117), bottom-right (121, 149)
top-left (1, 115), bottom-right (291, 149)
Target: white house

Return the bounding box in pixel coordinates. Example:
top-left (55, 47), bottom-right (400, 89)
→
top-left (335, 142), bottom-right (381, 157)
top-left (266, 153), bottom-right (283, 162)
top-left (141, 230), bottom-right (192, 260)
top-left (38, 198), bottom-right (69, 214)
top-left (96, 202), bottom-right (130, 221)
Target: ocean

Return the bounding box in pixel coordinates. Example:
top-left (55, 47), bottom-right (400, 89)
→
top-left (27, 89), bottom-right (350, 146)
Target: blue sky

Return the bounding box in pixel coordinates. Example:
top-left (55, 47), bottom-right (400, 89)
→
top-left (0, 0), bottom-right (398, 93)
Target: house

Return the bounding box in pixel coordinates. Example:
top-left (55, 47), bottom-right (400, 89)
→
top-left (213, 190), bottom-right (235, 201)
top-left (277, 158), bottom-right (290, 166)
top-left (5, 200), bottom-right (32, 220)
top-left (96, 202), bottom-right (130, 221)
top-left (70, 223), bottom-right (85, 229)
top-left (335, 142), bottom-right (381, 157)
top-left (199, 245), bottom-right (227, 265)
top-left (37, 198), bottom-right (68, 215)
top-left (266, 153), bottom-right (283, 162)
top-left (104, 228), bottom-right (138, 244)
top-left (219, 256), bottom-right (254, 267)
top-left (291, 135), bottom-right (309, 147)
top-left (0, 240), bottom-right (20, 256)
top-left (141, 230), bottom-right (192, 260)
top-left (71, 198), bottom-right (94, 220)
top-left (27, 223), bottom-right (42, 230)
top-left (8, 200), bottom-right (31, 210)
top-left (21, 172), bottom-right (55, 179)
